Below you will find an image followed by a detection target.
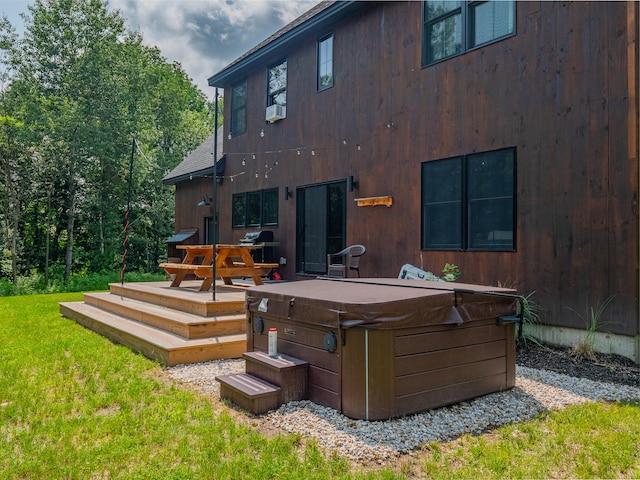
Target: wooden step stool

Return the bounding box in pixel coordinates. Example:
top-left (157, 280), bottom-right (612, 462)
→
top-left (216, 351), bottom-right (308, 414)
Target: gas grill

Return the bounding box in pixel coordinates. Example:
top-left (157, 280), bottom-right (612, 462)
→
top-left (239, 230), bottom-right (274, 245)
top-left (239, 230), bottom-right (277, 263)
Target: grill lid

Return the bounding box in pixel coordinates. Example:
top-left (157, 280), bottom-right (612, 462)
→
top-left (240, 230), bottom-right (274, 243)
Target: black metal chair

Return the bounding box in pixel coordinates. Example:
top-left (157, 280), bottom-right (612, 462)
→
top-left (326, 244), bottom-right (366, 278)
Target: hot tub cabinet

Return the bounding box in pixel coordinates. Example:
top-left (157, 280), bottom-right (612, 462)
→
top-left (244, 278), bottom-right (518, 420)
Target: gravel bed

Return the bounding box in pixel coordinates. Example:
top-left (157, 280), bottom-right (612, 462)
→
top-left (166, 360), bottom-right (639, 464)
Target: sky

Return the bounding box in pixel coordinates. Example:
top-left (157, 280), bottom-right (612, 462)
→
top-left (1, 0), bottom-right (320, 95)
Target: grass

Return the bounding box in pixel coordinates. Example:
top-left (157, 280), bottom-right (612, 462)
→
top-left (1, 293), bottom-right (639, 479)
top-left (420, 401), bottom-right (640, 479)
top-left (0, 270), bottom-right (166, 296)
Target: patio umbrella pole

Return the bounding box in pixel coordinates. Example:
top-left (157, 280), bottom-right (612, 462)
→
top-left (212, 88), bottom-right (219, 301)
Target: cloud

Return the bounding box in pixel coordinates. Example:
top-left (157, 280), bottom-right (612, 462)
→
top-left (109, 0), bottom-right (320, 94)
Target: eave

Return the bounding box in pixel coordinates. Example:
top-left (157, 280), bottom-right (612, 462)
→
top-left (208, 1), bottom-right (366, 88)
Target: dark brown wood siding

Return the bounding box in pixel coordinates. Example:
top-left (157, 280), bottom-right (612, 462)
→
top-left (174, 177), bottom-right (215, 245)
top-left (200, 1), bottom-right (639, 336)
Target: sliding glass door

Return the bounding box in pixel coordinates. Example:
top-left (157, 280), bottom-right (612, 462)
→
top-left (296, 181), bottom-right (346, 274)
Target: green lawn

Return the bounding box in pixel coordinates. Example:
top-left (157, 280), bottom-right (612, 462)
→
top-left (1, 293), bottom-right (638, 479)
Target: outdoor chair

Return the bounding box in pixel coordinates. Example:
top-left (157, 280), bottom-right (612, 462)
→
top-left (326, 244), bottom-right (366, 278)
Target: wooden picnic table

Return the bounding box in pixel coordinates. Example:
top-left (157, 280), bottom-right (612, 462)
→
top-left (160, 244), bottom-right (278, 291)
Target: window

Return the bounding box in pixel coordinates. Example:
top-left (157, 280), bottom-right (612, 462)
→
top-left (422, 1), bottom-right (515, 66)
top-left (317, 34), bottom-right (333, 90)
top-left (232, 188), bottom-right (279, 228)
top-left (422, 147), bottom-right (515, 251)
top-left (267, 59), bottom-right (287, 107)
top-left (230, 80), bottom-right (247, 137)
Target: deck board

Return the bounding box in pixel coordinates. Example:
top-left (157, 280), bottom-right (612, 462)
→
top-left (59, 280), bottom-right (249, 366)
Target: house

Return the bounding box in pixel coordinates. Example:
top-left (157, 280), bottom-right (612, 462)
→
top-left (163, 129), bottom-right (225, 262)
top-left (195, 1), bottom-right (637, 361)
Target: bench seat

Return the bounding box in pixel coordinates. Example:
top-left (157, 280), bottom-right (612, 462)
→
top-left (160, 262), bottom-right (279, 290)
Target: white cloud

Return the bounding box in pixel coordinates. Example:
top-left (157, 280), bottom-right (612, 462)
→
top-left (109, 0), bottom-right (320, 94)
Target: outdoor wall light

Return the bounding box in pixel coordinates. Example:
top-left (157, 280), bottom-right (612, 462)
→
top-left (347, 175), bottom-right (358, 192)
top-left (284, 186), bottom-right (293, 200)
top-left (197, 196), bottom-right (212, 207)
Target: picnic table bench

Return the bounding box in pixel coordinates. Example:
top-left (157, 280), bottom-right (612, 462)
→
top-left (160, 244), bottom-right (278, 291)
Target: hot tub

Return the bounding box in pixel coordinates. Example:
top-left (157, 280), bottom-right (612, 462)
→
top-left (245, 278), bottom-right (518, 420)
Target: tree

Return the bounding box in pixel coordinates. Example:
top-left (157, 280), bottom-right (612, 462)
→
top-left (0, 0), bottom-right (213, 283)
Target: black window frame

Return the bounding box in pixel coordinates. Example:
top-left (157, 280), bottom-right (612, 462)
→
top-left (421, 147), bottom-right (516, 251)
top-left (422, 0), bottom-right (516, 67)
top-left (317, 33), bottom-right (334, 91)
top-left (229, 79), bottom-right (247, 137)
top-left (267, 59), bottom-right (287, 107)
top-left (232, 188), bottom-right (279, 229)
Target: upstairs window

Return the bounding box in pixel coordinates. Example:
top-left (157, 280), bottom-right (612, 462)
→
top-left (422, 1), bottom-right (515, 66)
top-left (267, 59), bottom-right (287, 107)
top-left (422, 147), bottom-right (516, 251)
top-left (317, 33), bottom-right (333, 91)
top-left (230, 79), bottom-right (247, 137)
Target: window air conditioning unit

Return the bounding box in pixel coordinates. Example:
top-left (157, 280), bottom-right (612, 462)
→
top-left (266, 104), bottom-right (286, 122)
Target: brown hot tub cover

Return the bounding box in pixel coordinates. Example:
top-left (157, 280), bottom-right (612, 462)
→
top-left (246, 277), bottom-right (517, 330)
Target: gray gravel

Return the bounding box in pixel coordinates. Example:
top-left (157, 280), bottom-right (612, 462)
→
top-left (166, 361), bottom-right (639, 464)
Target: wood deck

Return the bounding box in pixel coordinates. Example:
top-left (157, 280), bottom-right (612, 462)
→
top-left (59, 280), bottom-right (249, 366)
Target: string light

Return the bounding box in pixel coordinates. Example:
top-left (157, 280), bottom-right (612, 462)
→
top-left (224, 119), bottom-right (396, 181)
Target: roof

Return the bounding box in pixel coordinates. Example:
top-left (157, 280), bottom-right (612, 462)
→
top-left (208, 1), bottom-right (366, 87)
top-left (164, 229), bottom-right (198, 243)
top-left (163, 128), bottom-right (225, 185)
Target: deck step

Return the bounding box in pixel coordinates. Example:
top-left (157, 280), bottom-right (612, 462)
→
top-left (60, 301), bottom-right (246, 366)
top-left (243, 351), bottom-right (308, 403)
top-left (216, 373), bottom-right (282, 414)
top-left (83, 292), bottom-right (245, 339)
top-left (109, 282), bottom-right (245, 317)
